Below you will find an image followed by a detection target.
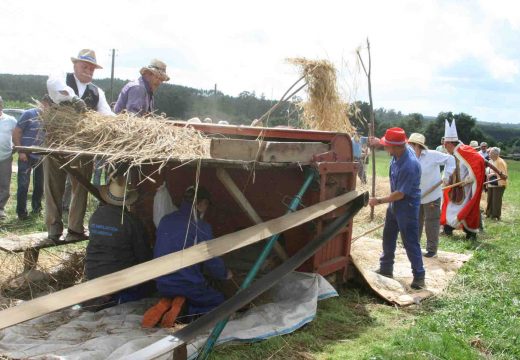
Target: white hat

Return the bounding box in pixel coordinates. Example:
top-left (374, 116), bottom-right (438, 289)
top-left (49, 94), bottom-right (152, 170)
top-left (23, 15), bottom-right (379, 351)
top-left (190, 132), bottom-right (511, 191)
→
top-left (469, 140), bottom-right (479, 149)
top-left (444, 119), bottom-right (459, 142)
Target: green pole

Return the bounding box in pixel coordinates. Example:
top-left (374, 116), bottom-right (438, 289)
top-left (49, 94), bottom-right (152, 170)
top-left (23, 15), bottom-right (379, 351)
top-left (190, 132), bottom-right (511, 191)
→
top-left (196, 168), bottom-right (317, 359)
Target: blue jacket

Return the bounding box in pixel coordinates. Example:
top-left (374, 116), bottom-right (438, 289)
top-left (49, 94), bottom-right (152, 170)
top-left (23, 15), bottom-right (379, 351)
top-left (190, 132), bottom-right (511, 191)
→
top-left (154, 202), bottom-right (227, 294)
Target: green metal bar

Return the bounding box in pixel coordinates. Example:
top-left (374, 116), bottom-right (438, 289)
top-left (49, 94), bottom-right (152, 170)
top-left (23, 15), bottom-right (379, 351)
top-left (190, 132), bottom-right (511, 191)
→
top-left (196, 168), bottom-right (317, 359)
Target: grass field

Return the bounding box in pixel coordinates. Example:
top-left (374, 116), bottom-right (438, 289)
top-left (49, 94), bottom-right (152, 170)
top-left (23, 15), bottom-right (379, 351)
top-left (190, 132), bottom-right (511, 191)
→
top-left (211, 151), bottom-right (520, 360)
top-left (0, 151), bottom-right (518, 359)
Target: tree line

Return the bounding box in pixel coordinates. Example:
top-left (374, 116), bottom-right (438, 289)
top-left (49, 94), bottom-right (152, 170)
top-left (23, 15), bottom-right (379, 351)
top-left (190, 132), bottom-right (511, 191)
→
top-left (1, 74), bottom-right (519, 154)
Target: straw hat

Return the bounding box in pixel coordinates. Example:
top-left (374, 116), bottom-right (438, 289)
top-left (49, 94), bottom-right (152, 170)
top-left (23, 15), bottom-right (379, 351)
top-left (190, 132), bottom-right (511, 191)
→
top-left (469, 140), bottom-right (479, 149)
top-left (380, 127), bottom-right (407, 146)
top-left (408, 133), bottom-right (428, 149)
top-left (140, 59), bottom-right (170, 81)
top-left (99, 176), bottom-right (138, 206)
top-left (71, 49), bottom-right (103, 69)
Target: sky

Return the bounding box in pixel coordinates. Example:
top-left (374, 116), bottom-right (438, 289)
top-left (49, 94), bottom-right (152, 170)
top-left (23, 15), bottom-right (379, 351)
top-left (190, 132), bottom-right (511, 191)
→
top-left (2, 0), bottom-right (520, 124)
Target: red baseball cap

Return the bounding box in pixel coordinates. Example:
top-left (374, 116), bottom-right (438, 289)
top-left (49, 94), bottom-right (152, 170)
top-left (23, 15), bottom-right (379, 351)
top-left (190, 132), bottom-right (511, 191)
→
top-left (380, 127), bottom-right (407, 146)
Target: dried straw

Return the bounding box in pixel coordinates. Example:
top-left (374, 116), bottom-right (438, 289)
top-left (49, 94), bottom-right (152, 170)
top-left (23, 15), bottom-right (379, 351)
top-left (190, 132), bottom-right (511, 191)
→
top-left (287, 58), bottom-right (353, 133)
top-left (41, 106), bottom-right (210, 172)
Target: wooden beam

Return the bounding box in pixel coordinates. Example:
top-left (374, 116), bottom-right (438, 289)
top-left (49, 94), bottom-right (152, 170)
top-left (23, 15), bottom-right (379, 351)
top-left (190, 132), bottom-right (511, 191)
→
top-left (0, 191), bottom-right (358, 330)
top-left (210, 139), bottom-right (329, 163)
top-left (216, 168), bottom-right (289, 261)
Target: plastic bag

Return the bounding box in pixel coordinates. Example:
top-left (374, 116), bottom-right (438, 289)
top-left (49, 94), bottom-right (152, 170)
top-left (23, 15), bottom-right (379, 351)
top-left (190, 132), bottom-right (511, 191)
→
top-left (153, 182), bottom-right (177, 227)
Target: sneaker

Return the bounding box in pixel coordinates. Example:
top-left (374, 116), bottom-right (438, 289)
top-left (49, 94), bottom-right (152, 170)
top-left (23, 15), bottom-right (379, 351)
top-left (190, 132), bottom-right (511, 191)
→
top-left (142, 298), bottom-right (173, 328)
top-left (375, 268), bottom-right (393, 278)
top-left (65, 229), bottom-right (88, 242)
top-left (411, 277), bottom-right (425, 289)
top-left (423, 251), bottom-right (437, 258)
top-left (0, 210), bottom-right (6, 220)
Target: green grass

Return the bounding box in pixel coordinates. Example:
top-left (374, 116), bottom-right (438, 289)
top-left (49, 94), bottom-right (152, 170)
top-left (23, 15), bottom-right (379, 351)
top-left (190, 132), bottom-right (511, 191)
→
top-left (212, 153), bottom-right (520, 360)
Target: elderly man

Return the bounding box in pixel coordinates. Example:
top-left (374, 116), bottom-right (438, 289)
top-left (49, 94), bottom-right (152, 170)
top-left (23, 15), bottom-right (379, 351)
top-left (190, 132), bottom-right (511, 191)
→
top-left (45, 49), bottom-right (114, 242)
top-left (114, 59), bottom-right (169, 116)
top-left (408, 133), bottom-right (454, 257)
top-left (12, 95), bottom-right (53, 220)
top-left (368, 128), bottom-right (425, 289)
top-left (147, 185), bottom-right (232, 326)
top-left (479, 142), bottom-right (490, 160)
top-left (0, 96), bottom-right (18, 220)
top-left (486, 147), bottom-right (508, 220)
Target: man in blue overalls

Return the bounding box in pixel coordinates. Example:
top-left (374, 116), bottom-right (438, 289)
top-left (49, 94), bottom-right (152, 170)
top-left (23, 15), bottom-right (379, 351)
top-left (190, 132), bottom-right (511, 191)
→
top-left (368, 127), bottom-right (426, 289)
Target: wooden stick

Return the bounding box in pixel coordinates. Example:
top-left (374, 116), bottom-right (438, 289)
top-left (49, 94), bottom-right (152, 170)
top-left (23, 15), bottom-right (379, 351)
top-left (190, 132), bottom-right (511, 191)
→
top-left (357, 38), bottom-right (377, 221)
top-left (441, 180), bottom-right (471, 190)
top-left (352, 222), bottom-right (384, 242)
top-left (0, 191), bottom-right (359, 330)
top-left (421, 180), bottom-right (443, 199)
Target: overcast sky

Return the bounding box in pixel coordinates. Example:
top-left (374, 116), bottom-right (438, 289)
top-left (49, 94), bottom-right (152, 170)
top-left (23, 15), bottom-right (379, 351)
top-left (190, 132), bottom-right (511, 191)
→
top-left (2, 0), bottom-right (520, 124)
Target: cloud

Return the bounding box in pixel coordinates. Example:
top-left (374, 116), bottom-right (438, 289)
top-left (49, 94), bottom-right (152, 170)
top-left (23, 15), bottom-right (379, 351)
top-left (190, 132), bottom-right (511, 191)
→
top-left (1, 0), bottom-right (519, 123)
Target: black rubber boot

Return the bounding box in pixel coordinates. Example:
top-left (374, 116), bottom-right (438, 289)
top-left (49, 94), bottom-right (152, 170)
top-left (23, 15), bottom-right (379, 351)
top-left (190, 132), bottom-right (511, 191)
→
top-left (411, 277), bottom-right (425, 289)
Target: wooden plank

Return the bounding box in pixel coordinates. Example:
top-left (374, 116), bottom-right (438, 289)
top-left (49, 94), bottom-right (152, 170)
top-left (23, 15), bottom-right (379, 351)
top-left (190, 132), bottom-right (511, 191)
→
top-left (0, 231), bottom-right (89, 253)
top-left (216, 168), bottom-right (288, 260)
top-left (0, 191), bottom-right (359, 330)
top-left (210, 139), bottom-right (329, 163)
top-left (261, 141), bottom-right (329, 163)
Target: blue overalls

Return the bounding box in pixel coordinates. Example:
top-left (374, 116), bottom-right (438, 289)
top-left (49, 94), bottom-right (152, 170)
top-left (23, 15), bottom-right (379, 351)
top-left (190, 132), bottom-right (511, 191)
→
top-left (380, 146), bottom-right (425, 278)
top-left (154, 202), bottom-right (228, 316)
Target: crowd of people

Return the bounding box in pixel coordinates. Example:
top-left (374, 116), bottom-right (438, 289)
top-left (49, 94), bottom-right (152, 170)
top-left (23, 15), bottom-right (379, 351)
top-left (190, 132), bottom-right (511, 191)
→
top-left (368, 121), bottom-right (508, 290)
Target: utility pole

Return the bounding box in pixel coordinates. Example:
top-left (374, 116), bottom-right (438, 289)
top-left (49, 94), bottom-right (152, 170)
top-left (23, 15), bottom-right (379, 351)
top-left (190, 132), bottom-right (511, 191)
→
top-left (109, 49), bottom-right (116, 104)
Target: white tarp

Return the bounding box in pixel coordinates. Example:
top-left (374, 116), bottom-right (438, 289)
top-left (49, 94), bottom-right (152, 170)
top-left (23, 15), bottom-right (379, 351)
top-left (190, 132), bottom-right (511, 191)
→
top-left (0, 272), bottom-right (336, 359)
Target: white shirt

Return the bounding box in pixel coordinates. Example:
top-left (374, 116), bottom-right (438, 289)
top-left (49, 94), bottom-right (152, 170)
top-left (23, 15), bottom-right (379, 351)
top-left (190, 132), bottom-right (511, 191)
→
top-left (47, 73), bottom-right (114, 115)
top-left (417, 149), bottom-right (455, 204)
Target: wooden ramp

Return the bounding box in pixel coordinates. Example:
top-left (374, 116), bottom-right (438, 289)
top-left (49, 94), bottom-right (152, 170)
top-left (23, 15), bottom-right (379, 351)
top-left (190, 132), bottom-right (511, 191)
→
top-left (0, 232), bottom-right (88, 253)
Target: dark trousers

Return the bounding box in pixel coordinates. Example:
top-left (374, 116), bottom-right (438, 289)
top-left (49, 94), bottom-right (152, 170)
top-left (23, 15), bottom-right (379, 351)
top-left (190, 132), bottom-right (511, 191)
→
top-left (16, 157), bottom-right (44, 216)
top-left (419, 198), bottom-right (441, 253)
top-left (380, 202), bottom-right (425, 278)
top-left (0, 156), bottom-right (12, 211)
top-left (486, 186), bottom-right (505, 220)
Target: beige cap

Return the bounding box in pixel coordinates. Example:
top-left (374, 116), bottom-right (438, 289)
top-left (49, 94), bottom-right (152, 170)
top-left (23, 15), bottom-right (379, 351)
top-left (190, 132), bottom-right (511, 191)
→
top-left (140, 59), bottom-right (170, 81)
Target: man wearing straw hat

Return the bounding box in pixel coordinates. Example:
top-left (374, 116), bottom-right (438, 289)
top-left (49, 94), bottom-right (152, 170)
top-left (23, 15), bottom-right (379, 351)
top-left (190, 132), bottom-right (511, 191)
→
top-left (114, 59), bottom-right (170, 116)
top-left (44, 49), bottom-right (114, 243)
top-left (368, 128), bottom-right (426, 290)
top-left (408, 133), bottom-right (454, 257)
top-left (84, 175), bottom-right (153, 309)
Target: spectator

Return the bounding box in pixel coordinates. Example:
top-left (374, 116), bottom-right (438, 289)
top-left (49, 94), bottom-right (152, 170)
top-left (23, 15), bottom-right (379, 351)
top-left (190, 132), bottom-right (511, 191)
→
top-left (85, 175), bottom-right (153, 308)
top-left (435, 137), bottom-right (446, 153)
top-left (152, 186), bottom-right (233, 319)
top-left (12, 96), bottom-right (52, 220)
top-left (479, 142), bottom-right (490, 160)
top-left (408, 133), bottom-right (454, 257)
top-left (45, 49), bottom-right (114, 243)
top-left (0, 96), bottom-right (17, 220)
top-left (368, 128), bottom-right (425, 289)
top-left (114, 59), bottom-right (169, 116)
top-left (486, 147), bottom-right (507, 220)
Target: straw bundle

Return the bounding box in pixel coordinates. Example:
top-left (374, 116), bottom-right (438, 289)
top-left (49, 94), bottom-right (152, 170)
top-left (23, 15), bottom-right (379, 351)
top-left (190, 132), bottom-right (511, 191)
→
top-left (288, 58), bottom-right (353, 133)
top-left (41, 106), bottom-right (210, 171)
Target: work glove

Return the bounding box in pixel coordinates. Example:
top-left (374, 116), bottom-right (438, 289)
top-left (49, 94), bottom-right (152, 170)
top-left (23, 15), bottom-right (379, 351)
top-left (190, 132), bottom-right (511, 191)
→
top-left (71, 96), bottom-right (87, 113)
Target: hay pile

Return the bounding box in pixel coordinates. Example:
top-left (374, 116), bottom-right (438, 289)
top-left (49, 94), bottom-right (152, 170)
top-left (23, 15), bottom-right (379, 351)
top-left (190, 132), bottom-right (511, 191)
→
top-left (41, 106), bottom-right (210, 170)
top-left (288, 58), bottom-right (353, 133)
